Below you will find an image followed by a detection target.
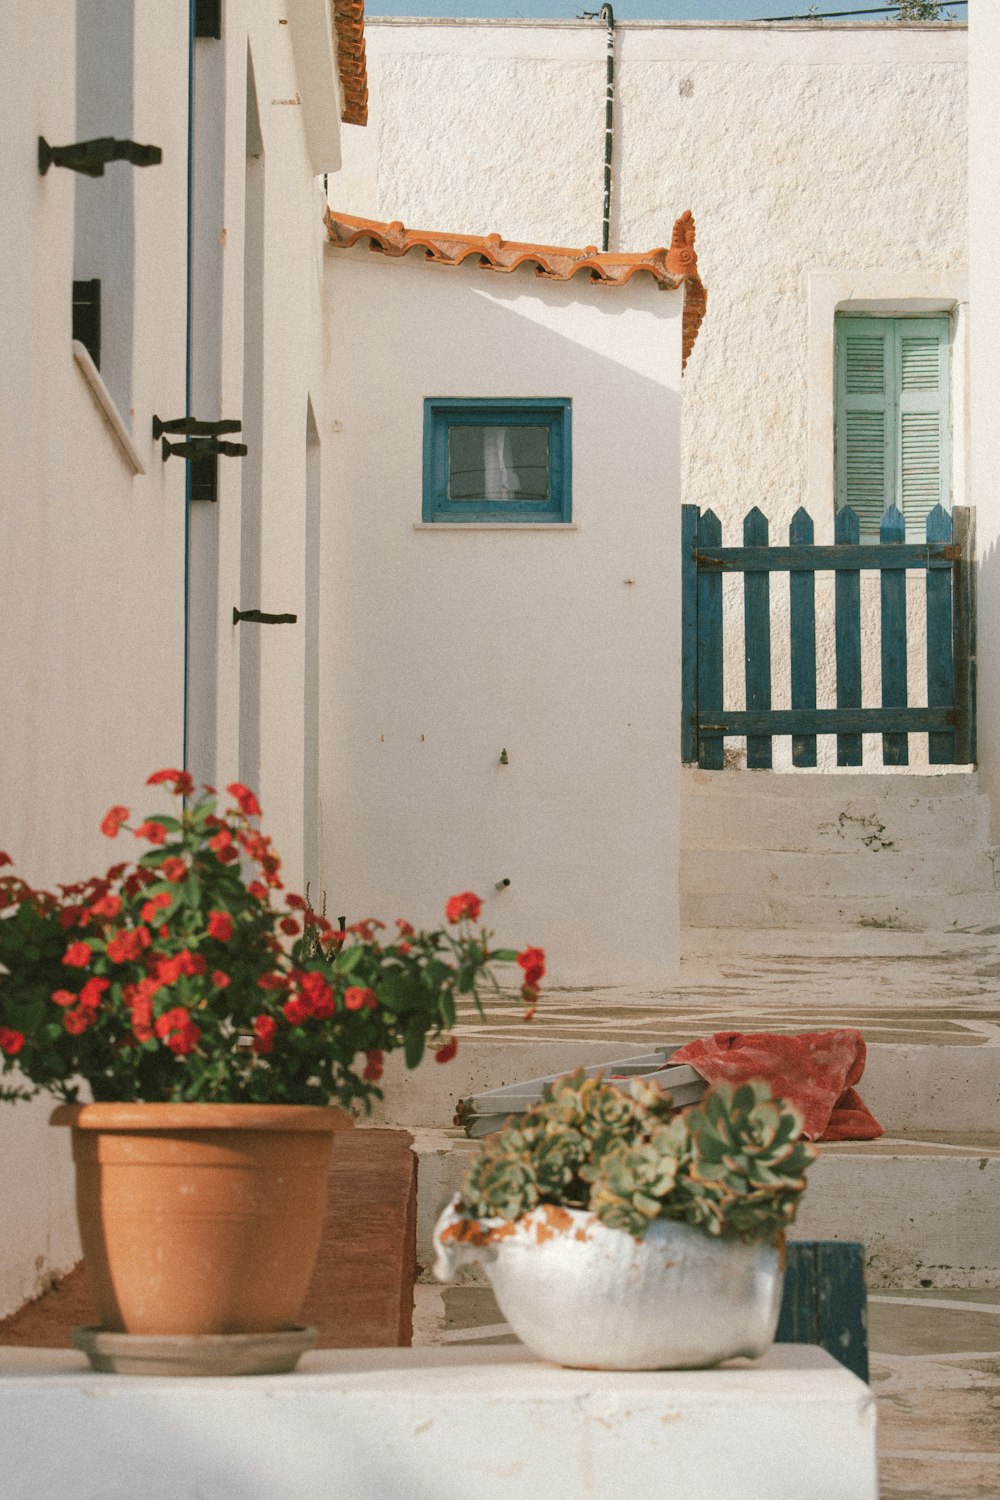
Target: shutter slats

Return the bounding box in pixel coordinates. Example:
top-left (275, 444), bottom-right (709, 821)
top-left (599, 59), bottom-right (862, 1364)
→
top-left (900, 336), bottom-right (939, 391)
top-left (844, 336), bottom-right (886, 395)
top-left (844, 411), bottom-right (888, 533)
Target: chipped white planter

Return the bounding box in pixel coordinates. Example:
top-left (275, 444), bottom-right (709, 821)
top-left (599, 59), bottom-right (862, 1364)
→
top-left (433, 1199), bottom-right (784, 1371)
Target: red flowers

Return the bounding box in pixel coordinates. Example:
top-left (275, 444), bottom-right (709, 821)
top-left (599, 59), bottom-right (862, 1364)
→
top-left (90, 893), bottom-right (122, 920)
top-left (147, 768), bottom-right (194, 797)
top-left (227, 782), bottom-right (262, 818)
top-left (344, 986), bottom-right (377, 1013)
top-left (160, 857), bottom-right (188, 883)
top-left (141, 891), bottom-right (172, 924)
top-left (207, 910), bottom-right (234, 942)
top-left (134, 821), bottom-right (167, 846)
top-left (62, 941), bottom-right (92, 968)
top-left (154, 1007), bottom-right (201, 1055)
top-left (363, 1049), bottom-right (384, 1082)
top-left (435, 1037), bottom-right (459, 1064)
top-left (0, 1027), bottom-right (25, 1056)
top-left (517, 947), bottom-right (546, 989)
top-left (445, 892), bottom-right (482, 924)
top-left (252, 1015), bottom-right (278, 1054)
top-left (100, 806), bottom-right (130, 839)
top-left (106, 927), bottom-right (151, 964)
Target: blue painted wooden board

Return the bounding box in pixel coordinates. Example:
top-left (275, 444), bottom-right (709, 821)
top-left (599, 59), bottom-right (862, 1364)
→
top-left (789, 507), bottom-right (817, 767)
top-left (776, 1240), bottom-right (869, 1384)
top-left (694, 543), bottom-right (956, 572)
top-left (835, 507), bottom-right (863, 766)
top-left (880, 505), bottom-right (908, 766)
top-left (743, 506), bottom-right (772, 769)
top-left (926, 503), bottom-right (955, 765)
top-left (697, 510), bottom-right (724, 770)
top-left (681, 506), bottom-right (699, 764)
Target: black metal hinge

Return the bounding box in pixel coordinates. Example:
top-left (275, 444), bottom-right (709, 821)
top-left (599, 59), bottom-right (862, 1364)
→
top-left (233, 609), bottom-right (298, 625)
top-left (153, 416), bottom-right (247, 463)
top-left (194, 0), bottom-right (222, 38)
top-left (39, 136), bottom-right (162, 177)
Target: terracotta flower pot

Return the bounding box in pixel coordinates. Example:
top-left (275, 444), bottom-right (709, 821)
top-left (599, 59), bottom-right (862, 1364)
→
top-left (51, 1102), bottom-right (352, 1338)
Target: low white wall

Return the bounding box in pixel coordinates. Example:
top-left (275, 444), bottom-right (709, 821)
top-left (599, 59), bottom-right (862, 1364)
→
top-left (323, 250), bottom-right (683, 984)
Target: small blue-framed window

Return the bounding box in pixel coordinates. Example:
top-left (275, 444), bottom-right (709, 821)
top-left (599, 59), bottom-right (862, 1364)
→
top-left (423, 398), bottom-right (571, 523)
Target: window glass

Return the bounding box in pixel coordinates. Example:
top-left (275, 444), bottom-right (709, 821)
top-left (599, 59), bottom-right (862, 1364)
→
top-left (447, 425), bottom-right (550, 502)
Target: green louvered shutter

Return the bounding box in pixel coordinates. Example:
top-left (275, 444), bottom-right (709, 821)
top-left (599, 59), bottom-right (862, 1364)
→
top-left (896, 318), bottom-right (950, 540)
top-left (835, 315), bottom-right (950, 540)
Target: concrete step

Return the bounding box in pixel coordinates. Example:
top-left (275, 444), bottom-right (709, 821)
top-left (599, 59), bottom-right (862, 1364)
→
top-left (681, 887), bottom-right (1000, 932)
top-left (368, 1040), bottom-right (999, 1138)
top-left (410, 1128), bottom-right (1000, 1291)
top-left (681, 846), bottom-right (998, 902)
top-left (682, 773), bottom-right (991, 856)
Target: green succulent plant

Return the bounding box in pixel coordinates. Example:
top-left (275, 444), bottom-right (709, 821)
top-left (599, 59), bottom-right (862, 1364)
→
top-left (459, 1068), bottom-right (816, 1243)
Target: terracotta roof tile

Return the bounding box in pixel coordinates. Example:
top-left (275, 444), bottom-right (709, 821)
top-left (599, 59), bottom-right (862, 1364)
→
top-left (325, 209), bottom-right (707, 366)
top-left (332, 0), bottom-right (368, 127)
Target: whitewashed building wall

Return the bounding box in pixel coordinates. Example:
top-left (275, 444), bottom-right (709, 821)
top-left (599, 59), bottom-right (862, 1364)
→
top-left (332, 19), bottom-right (968, 770)
top-left (0, 0), bottom-right (343, 1319)
top-left (322, 248), bottom-right (686, 985)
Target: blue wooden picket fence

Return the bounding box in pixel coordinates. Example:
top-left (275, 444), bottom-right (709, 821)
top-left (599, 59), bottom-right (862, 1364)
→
top-left (681, 502), bottom-right (976, 770)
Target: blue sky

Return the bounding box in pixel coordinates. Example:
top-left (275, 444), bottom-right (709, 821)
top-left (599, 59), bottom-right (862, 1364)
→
top-left (368, 2), bottom-right (966, 23)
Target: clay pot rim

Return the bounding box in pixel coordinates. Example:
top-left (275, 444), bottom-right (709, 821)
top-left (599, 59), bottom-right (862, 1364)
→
top-left (49, 1101), bottom-right (354, 1133)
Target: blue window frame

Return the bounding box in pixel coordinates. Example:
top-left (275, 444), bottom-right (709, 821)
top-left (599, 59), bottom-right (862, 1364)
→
top-left (423, 398), bottom-right (571, 522)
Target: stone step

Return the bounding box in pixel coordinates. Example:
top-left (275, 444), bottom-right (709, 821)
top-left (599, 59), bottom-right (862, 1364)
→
top-left (681, 886), bottom-right (1000, 932)
top-left (683, 768), bottom-right (982, 802)
top-left (681, 846), bottom-right (998, 902)
top-left (368, 1040), bottom-right (999, 1138)
top-left (410, 1128), bottom-right (1000, 1291)
top-left (682, 781), bottom-right (992, 856)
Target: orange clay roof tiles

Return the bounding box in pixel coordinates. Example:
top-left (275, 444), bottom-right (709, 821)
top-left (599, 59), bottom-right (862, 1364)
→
top-left (325, 209), bottom-right (707, 367)
top-left (332, 0), bottom-right (368, 127)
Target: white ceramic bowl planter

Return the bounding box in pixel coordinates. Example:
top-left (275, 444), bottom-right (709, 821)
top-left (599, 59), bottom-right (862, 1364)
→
top-left (433, 1198), bottom-right (784, 1371)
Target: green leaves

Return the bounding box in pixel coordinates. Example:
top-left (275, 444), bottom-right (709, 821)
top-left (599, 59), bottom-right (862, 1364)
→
top-left (457, 1071), bottom-right (816, 1243)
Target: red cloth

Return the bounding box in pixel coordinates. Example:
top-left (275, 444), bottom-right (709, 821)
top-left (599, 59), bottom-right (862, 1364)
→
top-left (669, 1029), bottom-right (883, 1142)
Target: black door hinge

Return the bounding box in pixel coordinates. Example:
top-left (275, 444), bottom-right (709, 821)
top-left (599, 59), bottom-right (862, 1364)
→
top-left (39, 136), bottom-right (162, 177)
top-left (233, 609), bottom-right (298, 625)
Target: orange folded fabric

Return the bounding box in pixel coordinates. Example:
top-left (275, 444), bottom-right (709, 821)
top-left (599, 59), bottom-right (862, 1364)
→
top-left (669, 1029), bottom-right (883, 1142)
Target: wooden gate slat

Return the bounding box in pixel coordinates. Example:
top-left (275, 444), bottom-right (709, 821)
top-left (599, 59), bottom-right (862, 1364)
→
top-left (776, 1240), bottom-right (869, 1383)
top-left (681, 505), bottom-right (699, 764)
top-left (743, 506), bottom-right (772, 769)
top-left (696, 509), bottom-right (724, 770)
top-left (953, 505), bottom-right (977, 765)
top-left (926, 503), bottom-right (955, 765)
top-left (880, 504), bottom-right (908, 766)
top-left (835, 506), bottom-right (863, 766)
top-left (789, 507), bottom-right (817, 768)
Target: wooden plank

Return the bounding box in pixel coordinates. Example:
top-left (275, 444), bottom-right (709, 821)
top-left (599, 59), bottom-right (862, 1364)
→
top-left (835, 506), bottom-right (863, 766)
top-left (743, 506), bottom-right (772, 768)
top-left (880, 504), bottom-right (908, 766)
top-left (776, 1241), bottom-right (869, 1384)
top-left (697, 706), bottom-right (956, 735)
top-left (926, 504), bottom-right (955, 765)
top-left (952, 505), bottom-right (977, 765)
top-left (696, 509), bottom-right (724, 770)
top-left (789, 507), bottom-right (817, 768)
top-left (694, 543), bottom-right (957, 573)
top-left (681, 505), bottom-right (699, 764)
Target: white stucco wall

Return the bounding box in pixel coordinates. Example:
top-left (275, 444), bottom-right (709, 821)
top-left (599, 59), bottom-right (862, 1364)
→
top-left (333, 19), bottom-right (967, 771)
top-left (0, 0), bottom-right (340, 1319)
top-left (969, 6), bottom-right (1000, 830)
top-left (0, 0), bottom-right (189, 1317)
top-left (323, 249), bottom-right (683, 984)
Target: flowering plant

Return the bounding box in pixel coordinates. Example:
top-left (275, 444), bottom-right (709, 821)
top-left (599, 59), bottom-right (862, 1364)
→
top-left (0, 771), bottom-right (543, 1111)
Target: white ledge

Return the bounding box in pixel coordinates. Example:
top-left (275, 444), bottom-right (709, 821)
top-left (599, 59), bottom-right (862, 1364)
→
top-left (72, 341), bottom-right (145, 475)
top-left (413, 522), bottom-right (579, 531)
top-left (0, 1344), bottom-right (877, 1500)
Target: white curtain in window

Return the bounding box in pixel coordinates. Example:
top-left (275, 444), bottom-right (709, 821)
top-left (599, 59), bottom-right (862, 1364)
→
top-left (482, 427), bottom-right (522, 500)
